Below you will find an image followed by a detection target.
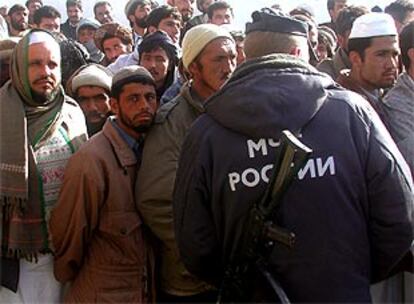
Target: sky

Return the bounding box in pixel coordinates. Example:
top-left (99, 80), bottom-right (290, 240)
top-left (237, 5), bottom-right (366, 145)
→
top-left (2, 0), bottom-right (397, 30)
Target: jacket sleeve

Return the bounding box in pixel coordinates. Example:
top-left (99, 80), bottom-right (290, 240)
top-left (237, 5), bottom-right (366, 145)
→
top-left (365, 111), bottom-right (413, 282)
top-left (173, 129), bottom-right (222, 286)
top-left (50, 152), bottom-right (104, 282)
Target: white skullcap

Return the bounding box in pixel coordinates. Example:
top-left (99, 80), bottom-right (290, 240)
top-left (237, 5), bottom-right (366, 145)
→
top-left (72, 64), bottom-right (112, 93)
top-left (182, 23), bottom-right (234, 69)
top-left (28, 31), bottom-right (58, 46)
top-left (349, 13), bottom-right (397, 39)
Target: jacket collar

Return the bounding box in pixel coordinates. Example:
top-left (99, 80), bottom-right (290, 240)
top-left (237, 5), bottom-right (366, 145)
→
top-left (102, 118), bottom-right (137, 167)
top-left (182, 82), bottom-right (205, 114)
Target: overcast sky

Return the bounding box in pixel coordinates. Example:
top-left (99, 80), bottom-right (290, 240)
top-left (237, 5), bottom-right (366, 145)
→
top-left (3, 0), bottom-right (397, 30)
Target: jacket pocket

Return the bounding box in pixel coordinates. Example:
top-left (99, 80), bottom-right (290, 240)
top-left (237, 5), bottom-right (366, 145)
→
top-left (99, 211), bottom-right (142, 237)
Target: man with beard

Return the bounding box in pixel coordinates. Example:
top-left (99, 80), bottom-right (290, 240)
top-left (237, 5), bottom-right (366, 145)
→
top-left (138, 30), bottom-right (179, 101)
top-left (94, 1), bottom-right (115, 25)
top-left (0, 29), bottom-right (87, 303)
top-left (125, 0), bottom-right (153, 46)
top-left (67, 64), bottom-right (113, 136)
top-left (50, 66), bottom-right (158, 303)
top-left (167, 0), bottom-right (194, 23)
top-left (61, 0), bottom-right (83, 40)
top-left (337, 12), bottom-right (400, 129)
top-left (7, 4), bottom-right (29, 38)
top-left (94, 23), bottom-right (134, 66)
top-left (136, 24), bottom-right (236, 303)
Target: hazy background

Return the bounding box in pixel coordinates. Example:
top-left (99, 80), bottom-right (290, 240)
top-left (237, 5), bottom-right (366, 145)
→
top-left (1, 0), bottom-right (397, 30)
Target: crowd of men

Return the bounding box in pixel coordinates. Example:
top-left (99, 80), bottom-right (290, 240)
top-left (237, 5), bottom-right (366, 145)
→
top-left (0, 0), bottom-right (413, 303)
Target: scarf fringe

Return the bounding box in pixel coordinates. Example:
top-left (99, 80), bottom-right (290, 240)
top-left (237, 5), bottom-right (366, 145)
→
top-left (1, 196), bottom-right (27, 219)
top-left (1, 196), bottom-right (38, 262)
top-left (1, 247), bottom-right (39, 263)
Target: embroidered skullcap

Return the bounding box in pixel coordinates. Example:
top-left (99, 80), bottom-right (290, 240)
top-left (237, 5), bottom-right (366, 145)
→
top-left (182, 23), bottom-right (234, 69)
top-left (112, 65), bottom-right (155, 93)
top-left (349, 12), bottom-right (397, 39)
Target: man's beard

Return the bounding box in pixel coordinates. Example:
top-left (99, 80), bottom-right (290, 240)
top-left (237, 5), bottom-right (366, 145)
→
top-left (31, 87), bottom-right (60, 105)
top-left (118, 106), bottom-right (154, 135)
top-left (134, 16), bottom-right (147, 29)
top-left (11, 19), bottom-right (28, 31)
top-left (86, 114), bottom-right (108, 136)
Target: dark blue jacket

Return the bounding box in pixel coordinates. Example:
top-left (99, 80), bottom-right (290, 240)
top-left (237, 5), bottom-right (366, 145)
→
top-left (173, 54), bottom-right (413, 302)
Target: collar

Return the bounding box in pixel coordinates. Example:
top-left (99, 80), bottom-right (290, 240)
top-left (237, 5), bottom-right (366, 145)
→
top-left (183, 81), bottom-right (205, 114)
top-left (102, 117), bottom-right (140, 167)
top-left (111, 117), bottom-right (142, 154)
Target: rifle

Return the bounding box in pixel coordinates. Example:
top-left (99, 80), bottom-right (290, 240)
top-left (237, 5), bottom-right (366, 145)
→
top-left (218, 130), bottom-right (312, 303)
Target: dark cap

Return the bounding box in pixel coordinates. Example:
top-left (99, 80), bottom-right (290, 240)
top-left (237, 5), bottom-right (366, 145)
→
top-left (246, 8), bottom-right (308, 37)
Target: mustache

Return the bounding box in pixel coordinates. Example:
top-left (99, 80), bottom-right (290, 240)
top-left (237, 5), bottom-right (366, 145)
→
top-left (33, 76), bottom-right (54, 84)
top-left (86, 111), bottom-right (108, 120)
top-left (134, 111), bottom-right (154, 119)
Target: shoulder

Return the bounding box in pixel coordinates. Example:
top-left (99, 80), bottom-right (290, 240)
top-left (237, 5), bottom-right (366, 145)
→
top-left (154, 93), bottom-right (186, 124)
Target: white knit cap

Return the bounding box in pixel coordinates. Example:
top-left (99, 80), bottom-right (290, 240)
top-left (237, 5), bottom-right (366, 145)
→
top-left (349, 13), bottom-right (397, 39)
top-left (72, 64), bottom-right (112, 93)
top-left (182, 24), bottom-right (234, 69)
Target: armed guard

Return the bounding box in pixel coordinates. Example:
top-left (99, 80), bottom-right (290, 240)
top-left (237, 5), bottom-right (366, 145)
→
top-left (172, 9), bottom-right (413, 303)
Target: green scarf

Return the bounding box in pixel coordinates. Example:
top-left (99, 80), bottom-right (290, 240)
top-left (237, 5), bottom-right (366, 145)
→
top-left (0, 29), bottom-right (63, 260)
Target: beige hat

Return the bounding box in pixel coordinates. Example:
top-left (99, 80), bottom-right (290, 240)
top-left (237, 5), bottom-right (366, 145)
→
top-left (71, 64), bottom-right (113, 94)
top-left (349, 13), bottom-right (397, 39)
top-left (112, 65), bottom-right (155, 92)
top-left (181, 24), bottom-right (234, 69)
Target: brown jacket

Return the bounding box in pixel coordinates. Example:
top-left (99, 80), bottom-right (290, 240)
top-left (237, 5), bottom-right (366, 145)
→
top-left (50, 119), bottom-right (153, 303)
top-left (336, 71), bottom-right (391, 130)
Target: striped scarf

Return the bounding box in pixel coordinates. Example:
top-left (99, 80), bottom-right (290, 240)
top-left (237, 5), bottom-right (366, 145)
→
top-left (0, 30), bottom-right (63, 260)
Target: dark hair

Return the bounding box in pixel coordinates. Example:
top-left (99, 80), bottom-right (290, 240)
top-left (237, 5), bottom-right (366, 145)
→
top-left (327, 0), bottom-right (347, 11)
top-left (207, 1), bottom-right (233, 19)
top-left (146, 5), bottom-right (181, 28)
top-left (385, 0), bottom-right (414, 23)
top-left (348, 37), bottom-right (373, 60)
top-left (33, 5), bottom-right (61, 25)
top-left (400, 20), bottom-right (414, 70)
top-left (335, 5), bottom-right (369, 36)
top-left (94, 1), bottom-right (112, 16)
top-left (8, 4), bottom-right (27, 16)
top-left (126, 0), bottom-right (152, 17)
top-left (25, 0), bottom-right (43, 9)
top-left (66, 0), bottom-right (82, 11)
top-left (111, 76), bottom-right (155, 100)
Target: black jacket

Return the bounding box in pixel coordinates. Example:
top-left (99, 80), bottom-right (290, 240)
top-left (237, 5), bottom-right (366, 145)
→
top-left (61, 19), bottom-right (79, 40)
top-left (173, 54), bottom-right (413, 302)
